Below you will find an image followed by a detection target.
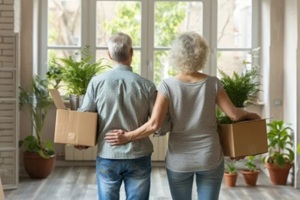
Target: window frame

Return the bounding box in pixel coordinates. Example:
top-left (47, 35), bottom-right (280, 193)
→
top-left (38, 0), bottom-right (260, 79)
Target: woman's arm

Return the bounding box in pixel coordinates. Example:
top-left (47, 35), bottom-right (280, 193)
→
top-left (216, 88), bottom-right (260, 121)
top-left (105, 92), bottom-right (169, 145)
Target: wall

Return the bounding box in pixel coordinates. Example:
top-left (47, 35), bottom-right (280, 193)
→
top-left (284, 0), bottom-right (300, 188)
top-left (0, 0), bottom-right (19, 188)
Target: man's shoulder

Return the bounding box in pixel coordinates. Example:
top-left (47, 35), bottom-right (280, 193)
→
top-left (132, 73), bottom-right (155, 87)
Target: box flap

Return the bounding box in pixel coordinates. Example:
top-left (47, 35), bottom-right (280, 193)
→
top-left (49, 89), bottom-right (67, 109)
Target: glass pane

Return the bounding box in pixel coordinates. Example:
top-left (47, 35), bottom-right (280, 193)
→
top-left (48, 0), bottom-right (81, 46)
top-left (96, 50), bottom-right (113, 68)
top-left (47, 49), bottom-right (80, 95)
top-left (216, 51), bottom-right (251, 78)
top-left (154, 1), bottom-right (203, 48)
top-left (217, 0), bottom-right (252, 48)
top-left (96, 1), bottom-right (141, 47)
top-left (48, 49), bottom-right (80, 63)
top-left (154, 50), bottom-right (177, 86)
top-left (96, 50), bottom-right (141, 75)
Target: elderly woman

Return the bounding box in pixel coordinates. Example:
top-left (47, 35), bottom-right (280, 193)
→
top-left (105, 32), bottom-right (260, 200)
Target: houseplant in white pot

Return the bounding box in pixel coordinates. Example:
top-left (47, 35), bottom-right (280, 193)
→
top-left (19, 75), bottom-right (55, 179)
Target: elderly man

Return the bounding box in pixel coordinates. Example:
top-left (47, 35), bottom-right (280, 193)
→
top-left (77, 32), bottom-right (156, 200)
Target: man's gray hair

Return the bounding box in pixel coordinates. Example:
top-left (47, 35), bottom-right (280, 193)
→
top-left (108, 32), bottom-right (132, 62)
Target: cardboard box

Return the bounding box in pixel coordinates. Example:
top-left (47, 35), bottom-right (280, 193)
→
top-left (49, 89), bottom-right (98, 146)
top-left (0, 177), bottom-right (5, 200)
top-left (218, 119), bottom-right (268, 157)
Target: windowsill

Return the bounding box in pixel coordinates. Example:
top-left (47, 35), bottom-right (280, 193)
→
top-left (246, 100), bottom-right (265, 106)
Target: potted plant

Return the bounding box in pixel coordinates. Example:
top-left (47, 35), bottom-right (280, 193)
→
top-left (53, 46), bottom-right (110, 110)
top-left (224, 160), bottom-right (239, 187)
top-left (19, 75), bottom-right (55, 179)
top-left (262, 120), bottom-right (294, 185)
top-left (46, 58), bottom-right (63, 89)
top-left (217, 47), bottom-right (261, 124)
top-left (241, 155), bottom-right (260, 186)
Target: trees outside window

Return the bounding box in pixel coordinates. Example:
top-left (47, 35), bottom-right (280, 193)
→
top-left (39, 0), bottom-right (259, 86)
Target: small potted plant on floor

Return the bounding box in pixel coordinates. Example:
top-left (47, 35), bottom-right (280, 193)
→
top-left (224, 160), bottom-right (239, 187)
top-left (241, 155), bottom-right (260, 186)
top-left (19, 75), bottom-right (55, 179)
top-left (262, 120), bottom-right (294, 185)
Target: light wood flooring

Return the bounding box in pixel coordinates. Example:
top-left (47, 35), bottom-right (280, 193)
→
top-left (4, 165), bottom-right (300, 200)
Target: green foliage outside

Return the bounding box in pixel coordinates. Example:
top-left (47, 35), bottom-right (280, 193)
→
top-left (103, 2), bottom-right (186, 85)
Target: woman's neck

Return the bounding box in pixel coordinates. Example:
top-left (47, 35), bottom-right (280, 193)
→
top-left (176, 71), bottom-right (207, 83)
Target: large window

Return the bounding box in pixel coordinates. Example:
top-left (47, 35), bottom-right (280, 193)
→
top-left (39, 0), bottom-right (260, 86)
top-left (216, 0), bottom-right (260, 76)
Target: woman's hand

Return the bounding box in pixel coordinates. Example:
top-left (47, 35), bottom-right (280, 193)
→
top-left (104, 129), bottom-right (131, 145)
top-left (245, 112), bottom-right (261, 120)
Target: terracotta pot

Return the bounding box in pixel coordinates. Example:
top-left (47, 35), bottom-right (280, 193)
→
top-left (242, 170), bottom-right (259, 186)
top-left (23, 152), bottom-right (56, 179)
top-left (265, 162), bottom-right (293, 185)
top-left (224, 172), bottom-right (238, 187)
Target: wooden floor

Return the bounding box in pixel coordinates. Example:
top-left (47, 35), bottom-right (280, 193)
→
top-left (4, 166), bottom-right (300, 200)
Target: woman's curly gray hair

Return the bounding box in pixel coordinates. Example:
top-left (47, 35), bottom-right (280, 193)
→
top-left (168, 32), bottom-right (209, 73)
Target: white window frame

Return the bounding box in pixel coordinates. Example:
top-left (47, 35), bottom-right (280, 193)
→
top-left (38, 0), bottom-right (260, 79)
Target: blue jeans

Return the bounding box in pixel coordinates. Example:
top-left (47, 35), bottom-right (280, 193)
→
top-left (166, 160), bottom-right (224, 200)
top-left (96, 156), bottom-right (151, 200)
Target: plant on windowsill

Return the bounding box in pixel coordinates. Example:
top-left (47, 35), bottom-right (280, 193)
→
top-left (19, 75), bottom-right (55, 179)
top-left (241, 155), bottom-right (260, 186)
top-left (262, 120), bottom-right (294, 185)
top-left (224, 160), bottom-right (238, 187)
top-left (46, 58), bottom-right (63, 89)
top-left (52, 45), bottom-right (110, 110)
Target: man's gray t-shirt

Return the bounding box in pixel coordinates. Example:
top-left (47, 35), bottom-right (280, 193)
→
top-left (158, 76), bottom-right (224, 172)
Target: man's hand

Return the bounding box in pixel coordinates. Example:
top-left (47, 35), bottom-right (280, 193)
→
top-left (74, 145), bottom-right (90, 150)
top-left (104, 129), bottom-right (131, 145)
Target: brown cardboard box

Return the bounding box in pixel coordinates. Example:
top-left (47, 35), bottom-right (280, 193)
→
top-left (49, 89), bottom-right (98, 146)
top-left (0, 177), bottom-right (5, 200)
top-left (218, 119), bottom-right (268, 157)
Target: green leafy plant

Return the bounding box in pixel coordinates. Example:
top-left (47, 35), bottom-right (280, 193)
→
top-left (219, 67), bottom-right (260, 108)
top-left (225, 160), bottom-right (238, 174)
top-left (297, 143), bottom-right (300, 154)
top-left (55, 46), bottom-right (110, 96)
top-left (46, 58), bottom-right (63, 89)
top-left (217, 48), bottom-right (261, 124)
top-left (262, 120), bottom-right (294, 167)
top-left (244, 155), bottom-right (258, 172)
top-left (19, 75), bottom-right (55, 159)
